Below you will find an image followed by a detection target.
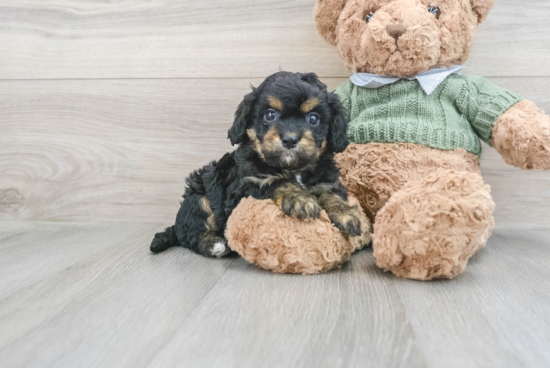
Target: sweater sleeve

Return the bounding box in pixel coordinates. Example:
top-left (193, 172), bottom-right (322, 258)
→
top-left (457, 75), bottom-right (523, 146)
top-left (334, 80), bottom-right (353, 113)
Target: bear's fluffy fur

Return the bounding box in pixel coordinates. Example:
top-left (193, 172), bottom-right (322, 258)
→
top-left (226, 196), bottom-right (371, 274)
top-left (315, 0), bottom-right (494, 77)
top-left (336, 143), bottom-right (482, 222)
top-left (492, 100), bottom-right (550, 170)
top-left (373, 169), bottom-right (494, 280)
top-left (314, 0), bottom-right (550, 280)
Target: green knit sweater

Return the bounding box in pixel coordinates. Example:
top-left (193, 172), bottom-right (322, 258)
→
top-left (335, 75), bottom-right (523, 156)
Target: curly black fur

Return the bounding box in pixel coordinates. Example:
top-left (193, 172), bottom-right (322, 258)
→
top-left (151, 71), bottom-right (357, 258)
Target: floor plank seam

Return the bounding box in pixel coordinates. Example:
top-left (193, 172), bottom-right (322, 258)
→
top-left (142, 256), bottom-right (236, 368)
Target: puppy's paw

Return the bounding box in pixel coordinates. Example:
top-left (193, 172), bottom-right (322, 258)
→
top-left (328, 208), bottom-right (362, 237)
top-left (199, 236), bottom-right (231, 258)
top-left (280, 194), bottom-right (322, 221)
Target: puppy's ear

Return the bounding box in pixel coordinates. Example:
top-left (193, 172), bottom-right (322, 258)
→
top-left (300, 73), bottom-right (328, 92)
top-left (327, 92), bottom-right (349, 153)
top-left (314, 0), bottom-right (348, 45)
top-left (470, 0), bottom-right (496, 24)
top-left (228, 88), bottom-right (258, 146)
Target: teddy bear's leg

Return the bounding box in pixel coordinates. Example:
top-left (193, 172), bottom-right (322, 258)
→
top-left (225, 196), bottom-right (372, 274)
top-left (372, 169), bottom-right (495, 280)
top-left (335, 143), bottom-right (481, 223)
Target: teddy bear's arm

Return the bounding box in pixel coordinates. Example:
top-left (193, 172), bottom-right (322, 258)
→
top-left (461, 76), bottom-right (550, 170)
top-left (460, 76), bottom-right (523, 146)
top-left (491, 100), bottom-right (550, 170)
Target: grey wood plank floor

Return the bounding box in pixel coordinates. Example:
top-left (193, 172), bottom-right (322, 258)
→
top-left (0, 222), bottom-right (549, 368)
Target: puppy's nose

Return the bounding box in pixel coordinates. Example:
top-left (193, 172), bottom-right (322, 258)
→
top-left (282, 134), bottom-right (299, 149)
top-left (387, 23), bottom-right (406, 40)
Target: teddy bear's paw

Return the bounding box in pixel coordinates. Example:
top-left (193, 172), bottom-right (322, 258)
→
top-left (493, 100), bottom-right (550, 170)
top-left (328, 208), bottom-right (362, 237)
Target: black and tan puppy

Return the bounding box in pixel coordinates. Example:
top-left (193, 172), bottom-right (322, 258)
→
top-left (150, 71), bottom-right (362, 258)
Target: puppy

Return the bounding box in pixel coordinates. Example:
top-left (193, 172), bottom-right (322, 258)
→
top-left (150, 71), bottom-right (362, 258)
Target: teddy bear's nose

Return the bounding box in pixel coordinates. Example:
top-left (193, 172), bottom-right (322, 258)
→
top-left (387, 23), bottom-right (407, 40)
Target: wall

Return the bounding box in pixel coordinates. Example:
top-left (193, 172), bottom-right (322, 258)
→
top-left (1, 0), bottom-right (549, 228)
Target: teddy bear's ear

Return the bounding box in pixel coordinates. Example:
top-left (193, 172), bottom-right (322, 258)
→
top-left (228, 87), bottom-right (258, 146)
top-left (470, 0), bottom-right (496, 24)
top-left (314, 0), bottom-right (349, 46)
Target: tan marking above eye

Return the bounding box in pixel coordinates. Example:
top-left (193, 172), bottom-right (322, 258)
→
top-left (301, 97), bottom-right (319, 113)
top-left (268, 96), bottom-right (284, 111)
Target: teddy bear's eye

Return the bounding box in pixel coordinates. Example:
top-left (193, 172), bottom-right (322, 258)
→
top-left (428, 6), bottom-right (441, 19)
top-left (366, 11), bottom-right (375, 23)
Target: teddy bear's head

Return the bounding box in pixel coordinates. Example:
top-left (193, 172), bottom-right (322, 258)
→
top-left (314, 0), bottom-right (495, 78)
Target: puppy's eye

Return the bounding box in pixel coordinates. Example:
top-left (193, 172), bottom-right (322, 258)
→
top-left (265, 109), bottom-right (278, 122)
top-left (307, 113), bottom-right (320, 126)
top-left (366, 11), bottom-right (375, 23)
top-left (428, 6), bottom-right (441, 19)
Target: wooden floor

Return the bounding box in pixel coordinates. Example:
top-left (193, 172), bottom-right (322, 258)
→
top-left (0, 222), bottom-right (549, 368)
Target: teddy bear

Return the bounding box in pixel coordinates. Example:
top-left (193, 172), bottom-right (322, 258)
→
top-left (313, 0), bottom-right (550, 280)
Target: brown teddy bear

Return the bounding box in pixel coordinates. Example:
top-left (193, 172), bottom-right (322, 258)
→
top-left (314, 0), bottom-right (550, 280)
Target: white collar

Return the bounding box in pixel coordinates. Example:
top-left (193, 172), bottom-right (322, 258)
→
top-left (350, 65), bottom-right (465, 95)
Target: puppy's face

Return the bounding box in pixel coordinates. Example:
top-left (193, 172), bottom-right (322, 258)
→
top-left (247, 81), bottom-right (331, 170)
top-left (228, 72), bottom-right (349, 170)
